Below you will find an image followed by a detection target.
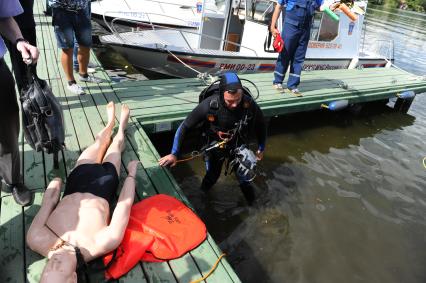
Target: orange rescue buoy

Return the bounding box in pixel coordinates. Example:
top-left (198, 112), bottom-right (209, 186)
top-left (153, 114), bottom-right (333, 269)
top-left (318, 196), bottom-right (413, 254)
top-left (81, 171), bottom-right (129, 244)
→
top-left (104, 194), bottom-right (207, 279)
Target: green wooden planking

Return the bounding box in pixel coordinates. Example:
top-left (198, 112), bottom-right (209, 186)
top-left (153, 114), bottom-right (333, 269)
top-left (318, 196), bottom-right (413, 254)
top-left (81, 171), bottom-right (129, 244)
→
top-left (25, 193), bottom-right (47, 283)
top-left (86, 67), bottom-right (200, 282)
top-left (3, 1), bottom-right (241, 281)
top-left (116, 70), bottom-right (426, 132)
top-left (0, 196), bottom-right (25, 283)
top-left (23, 4), bottom-right (83, 279)
top-left (113, 67), bottom-right (408, 99)
top-left (124, 71), bottom-right (421, 113)
top-left (92, 58), bottom-right (240, 282)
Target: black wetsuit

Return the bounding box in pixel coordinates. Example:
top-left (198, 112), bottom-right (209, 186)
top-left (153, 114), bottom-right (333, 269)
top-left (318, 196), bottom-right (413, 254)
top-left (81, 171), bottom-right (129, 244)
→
top-left (171, 93), bottom-right (267, 204)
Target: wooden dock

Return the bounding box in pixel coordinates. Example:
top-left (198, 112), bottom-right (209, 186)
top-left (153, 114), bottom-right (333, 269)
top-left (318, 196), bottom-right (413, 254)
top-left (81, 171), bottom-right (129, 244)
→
top-left (0, 1), bottom-right (240, 282)
top-left (112, 68), bottom-right (426, 134)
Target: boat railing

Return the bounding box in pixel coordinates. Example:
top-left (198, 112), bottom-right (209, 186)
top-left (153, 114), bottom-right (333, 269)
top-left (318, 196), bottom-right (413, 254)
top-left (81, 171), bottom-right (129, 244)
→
top-left (108, 15), bottom-right (259, 57)
top-left (96, 0), bottom-right (217, 18)
top-left (361, 39), bottom-right (394, 60)
top-left (103, 11), bottom-right (194, 33)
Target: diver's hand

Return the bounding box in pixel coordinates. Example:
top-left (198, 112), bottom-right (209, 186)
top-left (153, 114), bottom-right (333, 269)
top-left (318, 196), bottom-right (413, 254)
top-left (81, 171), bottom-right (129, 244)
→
top-left (158, 154), bottom-right (177, 167)
top-left (256, 150), bottom-right (264, 161)
top-left (16, 41), bottom-right (39, 64)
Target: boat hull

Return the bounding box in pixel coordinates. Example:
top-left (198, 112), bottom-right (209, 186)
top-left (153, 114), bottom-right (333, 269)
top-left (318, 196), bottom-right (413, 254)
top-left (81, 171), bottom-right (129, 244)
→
top-left (106, 43), bottom-right (389, 78)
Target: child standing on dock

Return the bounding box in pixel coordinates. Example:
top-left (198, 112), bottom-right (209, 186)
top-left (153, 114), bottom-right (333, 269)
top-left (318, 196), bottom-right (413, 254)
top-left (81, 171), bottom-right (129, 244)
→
top-left (49, 0), bottom-right (102, 95)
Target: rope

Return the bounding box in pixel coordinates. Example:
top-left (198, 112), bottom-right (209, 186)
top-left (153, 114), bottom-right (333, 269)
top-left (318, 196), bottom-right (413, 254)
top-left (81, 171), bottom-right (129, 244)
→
top-left (176, 140), bottom-right (229, 164)
top-left (165, 49), bottom-right (213, 85)
top-left (189, 253), bottom-right (226, 283)
top-left (176, 151), bottom-right (203, 164)
top-left (423, 156), bottom-right (426, 169)
top-left (384, 59), bottom-right (425, 80)
top-left (166, 49), bottom-right (202, 76)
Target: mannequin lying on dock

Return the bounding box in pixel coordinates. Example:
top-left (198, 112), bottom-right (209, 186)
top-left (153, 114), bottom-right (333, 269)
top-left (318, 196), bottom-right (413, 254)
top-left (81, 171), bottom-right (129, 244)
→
top-left (26, 102), bottom-right (137, 282)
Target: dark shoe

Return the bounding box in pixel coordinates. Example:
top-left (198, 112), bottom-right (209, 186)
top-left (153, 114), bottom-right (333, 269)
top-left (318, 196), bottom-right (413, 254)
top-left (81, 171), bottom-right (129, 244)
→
top-left (3, 183), bottom-right (34, 206)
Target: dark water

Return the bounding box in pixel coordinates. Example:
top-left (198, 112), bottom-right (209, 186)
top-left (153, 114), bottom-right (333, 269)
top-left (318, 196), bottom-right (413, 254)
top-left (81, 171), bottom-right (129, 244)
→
top-left (95, 5), bottom-right (426, 283)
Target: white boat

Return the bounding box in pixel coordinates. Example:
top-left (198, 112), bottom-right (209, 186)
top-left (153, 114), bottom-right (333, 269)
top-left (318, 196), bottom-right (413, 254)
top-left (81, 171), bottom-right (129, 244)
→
top-left (100, 0), bottom-right (394, 78)
top-left (91, 0), bottom-right (231, 30)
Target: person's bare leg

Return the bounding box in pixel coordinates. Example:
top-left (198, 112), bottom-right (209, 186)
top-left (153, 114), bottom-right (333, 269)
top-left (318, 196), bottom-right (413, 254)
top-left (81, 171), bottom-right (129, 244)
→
top-left (77, 46), bottom-right (90, 76)
top-left (76, 102), bottom-right (115, 167)
top-left (61, 48), bottom-right (75, 82)
top-left (102, 104), bottom-right (130, 176)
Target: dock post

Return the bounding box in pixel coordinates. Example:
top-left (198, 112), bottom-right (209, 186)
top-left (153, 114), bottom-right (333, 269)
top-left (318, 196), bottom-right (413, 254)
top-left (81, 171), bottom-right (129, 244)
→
top-left (394, 97), bottom-right (415, 113)
top-left (394, 91), bottom-right (416, 113)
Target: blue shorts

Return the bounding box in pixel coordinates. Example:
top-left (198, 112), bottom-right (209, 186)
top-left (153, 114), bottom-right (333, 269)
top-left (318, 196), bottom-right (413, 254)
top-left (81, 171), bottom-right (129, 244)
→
top-left (52, 7), bottom-right (92, 49)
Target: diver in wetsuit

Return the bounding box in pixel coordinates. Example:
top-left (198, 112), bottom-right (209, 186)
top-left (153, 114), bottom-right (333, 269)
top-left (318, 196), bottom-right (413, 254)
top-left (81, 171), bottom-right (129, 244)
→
top-left (159, 72), bottom-right (267, 205)
top-left (26, 103), bottom-right (138, 282)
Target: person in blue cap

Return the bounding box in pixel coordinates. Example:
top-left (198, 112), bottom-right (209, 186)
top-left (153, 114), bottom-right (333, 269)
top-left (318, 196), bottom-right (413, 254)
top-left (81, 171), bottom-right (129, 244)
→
top-left (270, 0), bottom-right (323, 95)
top-left (159, 72), bottom-right (267, 205)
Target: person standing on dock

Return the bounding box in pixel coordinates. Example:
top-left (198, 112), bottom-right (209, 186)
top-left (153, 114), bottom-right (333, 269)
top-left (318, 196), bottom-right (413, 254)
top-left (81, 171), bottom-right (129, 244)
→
top-left (158, 72), bottom-right (267, 205)
top-left (0, 0), bottom-right (39, 206)
top-left (49, 0), bottom-right (102, 95)
top-left (4, 0), bottom-right (37, 93)
top-left (270, 0), bottom-right (324, 95)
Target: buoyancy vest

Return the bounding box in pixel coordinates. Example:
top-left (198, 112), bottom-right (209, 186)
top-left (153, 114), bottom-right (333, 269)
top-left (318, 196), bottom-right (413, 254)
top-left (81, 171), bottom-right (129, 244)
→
top-left (103, 194), bottom-right (207, 279)
top-left (204, 93), bottom-right (254, 144)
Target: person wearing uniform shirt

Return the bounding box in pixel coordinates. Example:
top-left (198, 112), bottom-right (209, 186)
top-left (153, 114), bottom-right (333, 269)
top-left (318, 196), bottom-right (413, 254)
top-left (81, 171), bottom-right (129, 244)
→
top-left (158, 72), bottom-right (267, 205)
top-left (0, 0), bottom-right (39, 206)
top-left (270, 0), bottom-right (323, 95)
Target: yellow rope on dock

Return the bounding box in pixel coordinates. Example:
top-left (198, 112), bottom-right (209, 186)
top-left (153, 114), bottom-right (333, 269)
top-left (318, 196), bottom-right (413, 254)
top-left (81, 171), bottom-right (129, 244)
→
top-left (189, 253), bottom-right (226, 283)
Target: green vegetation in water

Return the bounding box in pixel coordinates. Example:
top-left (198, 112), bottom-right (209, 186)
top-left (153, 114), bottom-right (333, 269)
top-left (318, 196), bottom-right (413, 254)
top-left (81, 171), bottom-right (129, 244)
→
top-left (369, 0), bottom-right (426, 12)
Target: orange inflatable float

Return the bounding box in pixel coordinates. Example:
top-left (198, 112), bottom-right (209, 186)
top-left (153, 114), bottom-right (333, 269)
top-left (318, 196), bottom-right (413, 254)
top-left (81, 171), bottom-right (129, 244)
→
top-left (104, 194), bottom-right (207, 279)
top-left (339, 3), bottom-right (358, 22)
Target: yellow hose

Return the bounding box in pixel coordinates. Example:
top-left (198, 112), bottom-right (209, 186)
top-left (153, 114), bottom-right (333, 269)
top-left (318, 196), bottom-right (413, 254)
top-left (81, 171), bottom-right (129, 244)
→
top-left (189, 253), bottom-right (226, 283)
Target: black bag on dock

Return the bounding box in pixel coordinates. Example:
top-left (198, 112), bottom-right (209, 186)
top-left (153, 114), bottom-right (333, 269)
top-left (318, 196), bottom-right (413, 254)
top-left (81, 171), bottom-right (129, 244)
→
top-left (20, 65), bottom-right (65, 168)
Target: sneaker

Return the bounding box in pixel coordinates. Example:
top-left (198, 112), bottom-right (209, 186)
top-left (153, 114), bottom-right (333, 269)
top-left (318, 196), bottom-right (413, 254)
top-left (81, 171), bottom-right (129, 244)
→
top-left (273, 83), bottom-right (283, 90)
top-left (287, 88), bottom-right (303, 96)
top-left (73, 66), bottom-right (96, 74)
top-left (2, 182), bottom-right (33, 206)
top-left (67, 83), bottom-right (85, 95)
top-left (79, 74), bottom-right (103, 84)
top-left (87, 67), bottom-right (96, 74)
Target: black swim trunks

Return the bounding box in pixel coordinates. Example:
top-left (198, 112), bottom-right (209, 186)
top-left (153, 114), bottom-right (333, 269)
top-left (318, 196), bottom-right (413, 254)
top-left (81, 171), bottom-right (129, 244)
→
top-left (63, 162), bottom-right (119, 206)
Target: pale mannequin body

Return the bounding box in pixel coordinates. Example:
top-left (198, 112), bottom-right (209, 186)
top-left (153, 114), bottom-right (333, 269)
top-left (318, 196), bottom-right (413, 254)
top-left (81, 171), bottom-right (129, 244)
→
top-left (26, 102), bottom-right (137, 282)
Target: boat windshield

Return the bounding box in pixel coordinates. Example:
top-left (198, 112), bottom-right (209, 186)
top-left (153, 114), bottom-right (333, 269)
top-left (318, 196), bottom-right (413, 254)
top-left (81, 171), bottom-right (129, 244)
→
top-left (246, 0), bottom-right (275, 25)
top-left (310, 12), bottom-right (339, 42)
